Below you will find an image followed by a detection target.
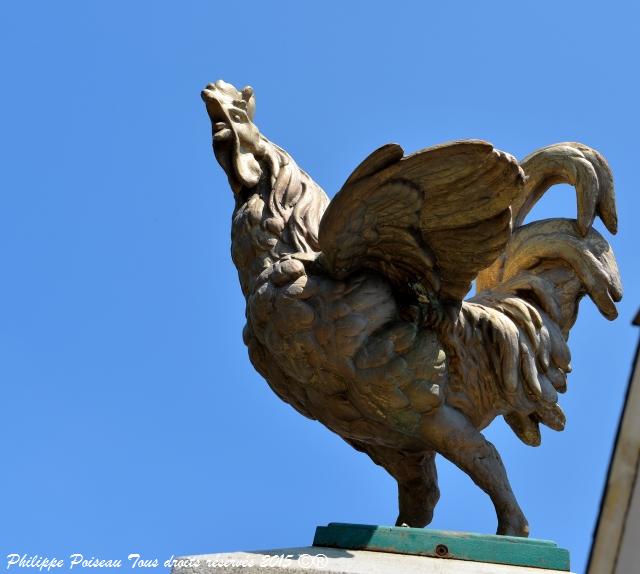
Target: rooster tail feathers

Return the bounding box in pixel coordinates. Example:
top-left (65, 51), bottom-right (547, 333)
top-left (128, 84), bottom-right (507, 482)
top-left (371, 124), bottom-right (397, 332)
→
top-left (465, 143), bottom-right (621, 445)
top-left (511, 142), bottom-right (618, 235)
top-left (461, 291), bottom-right (572, 439)
top-left (487, 219), bottom-right (622, 334)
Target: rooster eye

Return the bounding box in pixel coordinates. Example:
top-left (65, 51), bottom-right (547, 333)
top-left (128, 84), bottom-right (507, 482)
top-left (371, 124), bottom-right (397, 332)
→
top-left (231, 111), bottom-right (247, 123)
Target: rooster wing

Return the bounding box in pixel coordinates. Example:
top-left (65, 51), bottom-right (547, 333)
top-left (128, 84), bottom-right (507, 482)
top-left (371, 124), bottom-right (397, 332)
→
top-left (319, 140), bottom-right (525, 303)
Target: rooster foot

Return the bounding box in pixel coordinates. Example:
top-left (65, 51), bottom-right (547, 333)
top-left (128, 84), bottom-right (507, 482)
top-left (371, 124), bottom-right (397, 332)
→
top-left (497, 509), bottom-right (530, 537)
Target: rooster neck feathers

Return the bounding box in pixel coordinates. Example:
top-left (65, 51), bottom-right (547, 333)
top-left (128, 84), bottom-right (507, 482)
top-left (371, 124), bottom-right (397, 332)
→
top-left (229, 140), bottom-right (329, 295)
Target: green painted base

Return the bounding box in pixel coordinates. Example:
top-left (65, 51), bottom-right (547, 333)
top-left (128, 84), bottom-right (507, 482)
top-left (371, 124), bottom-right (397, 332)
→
top-left (313, 523), bottom-right (570, 571)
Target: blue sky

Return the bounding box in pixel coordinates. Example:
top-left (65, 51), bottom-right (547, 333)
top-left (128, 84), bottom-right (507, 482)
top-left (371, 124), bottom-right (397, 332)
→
top-left (1, 2), bottom-right (638, 573)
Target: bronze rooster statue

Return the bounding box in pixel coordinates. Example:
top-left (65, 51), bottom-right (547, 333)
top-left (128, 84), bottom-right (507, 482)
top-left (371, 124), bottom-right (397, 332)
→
top-left (202, 80), bottom-right (622, 537)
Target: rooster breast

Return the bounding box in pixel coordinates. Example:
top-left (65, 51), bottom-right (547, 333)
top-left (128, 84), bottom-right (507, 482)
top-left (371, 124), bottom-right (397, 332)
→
top-left (244, 256), bottom-right (449, 450)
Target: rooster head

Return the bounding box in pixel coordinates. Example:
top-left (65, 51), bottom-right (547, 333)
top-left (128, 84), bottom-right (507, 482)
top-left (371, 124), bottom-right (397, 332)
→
top-left (201, 80), bottom-right (263, 193)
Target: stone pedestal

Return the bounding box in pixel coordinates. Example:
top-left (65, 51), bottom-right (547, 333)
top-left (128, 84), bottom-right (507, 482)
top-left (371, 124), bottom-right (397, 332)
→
top-left (172, 523), bottom-right (573, 574)
top-left (171, 546), bottom-right (575, 574)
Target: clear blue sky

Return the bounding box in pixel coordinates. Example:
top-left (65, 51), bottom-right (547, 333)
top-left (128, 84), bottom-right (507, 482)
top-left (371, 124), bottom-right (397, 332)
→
top-left (1, 2), bottom-right (638, 573)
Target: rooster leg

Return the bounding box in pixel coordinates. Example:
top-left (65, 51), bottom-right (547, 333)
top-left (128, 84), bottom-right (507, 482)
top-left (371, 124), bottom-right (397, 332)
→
top-left (394, 451), bottom-right (439, 528)
top-left (346, 440), bottom-right (439, 528)
top-left (421, 405), bottom-right (529, 537)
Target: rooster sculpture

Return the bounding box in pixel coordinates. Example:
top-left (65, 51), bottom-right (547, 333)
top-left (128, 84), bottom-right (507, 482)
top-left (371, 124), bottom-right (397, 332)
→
top-left (202, 80), bottom-right (622, 537)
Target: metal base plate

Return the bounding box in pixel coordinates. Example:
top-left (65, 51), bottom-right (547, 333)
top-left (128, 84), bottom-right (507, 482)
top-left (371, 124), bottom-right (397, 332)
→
top-left (313, 523), bottom-right (570, 571)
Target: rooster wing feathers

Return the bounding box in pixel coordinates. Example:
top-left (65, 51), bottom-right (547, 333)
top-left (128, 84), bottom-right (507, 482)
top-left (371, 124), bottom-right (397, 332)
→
top-left (318, 141), bottom-right (525, 302)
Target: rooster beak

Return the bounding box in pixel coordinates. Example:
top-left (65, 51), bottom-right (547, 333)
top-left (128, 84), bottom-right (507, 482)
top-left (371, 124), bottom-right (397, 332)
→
top-left (202, 96), bottom-right (233, 143)
top-left (202, 85), bottom-right (225, 121)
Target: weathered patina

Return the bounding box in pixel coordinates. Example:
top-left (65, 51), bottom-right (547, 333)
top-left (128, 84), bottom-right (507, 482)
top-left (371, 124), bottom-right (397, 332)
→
top-left (202, 80), bottom-right (621, 537)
